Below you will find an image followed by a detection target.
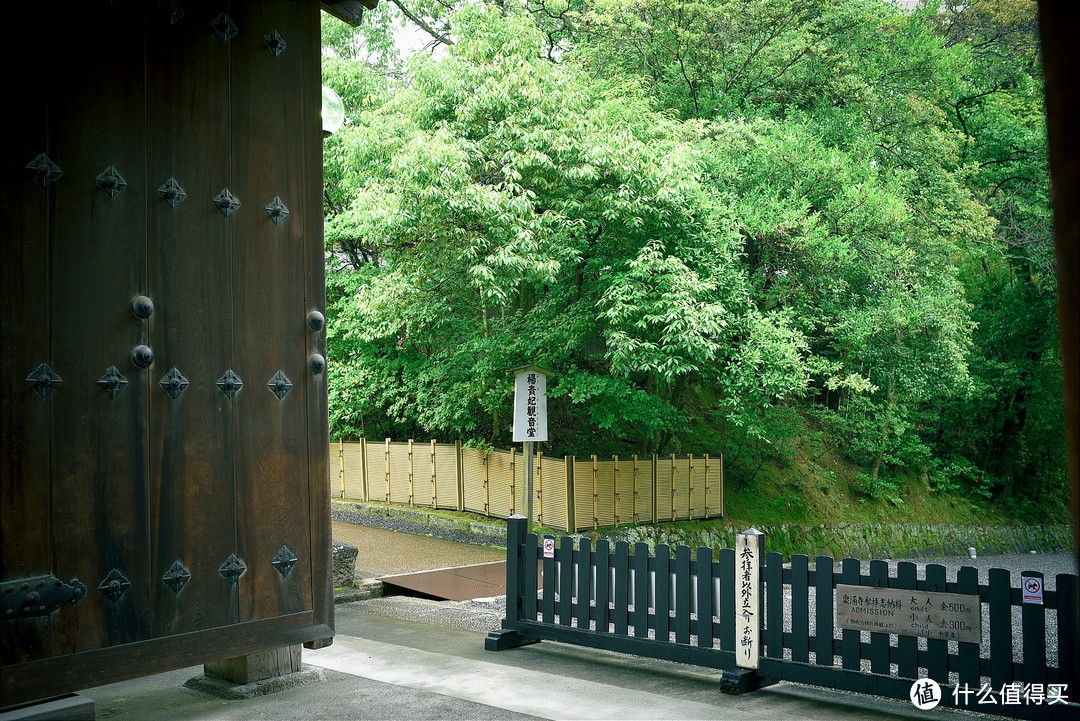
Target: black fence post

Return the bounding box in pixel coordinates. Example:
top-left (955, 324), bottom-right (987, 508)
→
top-left (485, 515), bottom-right (540, 651)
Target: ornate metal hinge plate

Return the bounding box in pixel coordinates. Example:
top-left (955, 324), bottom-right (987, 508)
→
top-left (264, 29), bottom-right (286, 56)
top-left (160, 367), bottom-right (189, 399)
top-left (214, 187), bottom-right (240, 217)
top-left (216, 369), bottom-right (243, 398)
top-left (98, 569), bottom-right (131, 603)
top-left (96, 166), bottom-right (127, 198)
top-left (211, 12), bottom-right (237, 42)
top-left (268, 370), bottom-right (292, 400)
top-left (26, 363), bottom-right (62, 398)
top-left (271, 545), bottom-right (298, 578)
top-left (265, 196), bottom-right (289, 225)
top-left (26, 153), bottom-right (62, 187)
top-left (97, 366), bottom-right (128, 398)
top-left (219, 554), bottom-right (246, 585)
top-left (2, 575), bottom-right (87, 619)
top-left (162, 561), bottom-right (191, 594)
top-left (158, 177), bottom-right (187, 208)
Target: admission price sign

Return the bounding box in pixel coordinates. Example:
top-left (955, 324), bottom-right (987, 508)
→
top-left (836, 584), bottom-right (982, 644)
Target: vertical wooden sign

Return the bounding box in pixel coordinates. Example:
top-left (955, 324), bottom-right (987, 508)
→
top-left (735, 528), bottom-right (765, 669)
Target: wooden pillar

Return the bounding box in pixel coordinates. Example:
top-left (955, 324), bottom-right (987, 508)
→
top-left (205, 644), bottom-right (302, 685)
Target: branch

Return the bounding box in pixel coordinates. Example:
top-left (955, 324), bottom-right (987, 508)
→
top-left (387, 0), bottom-right (454, 46)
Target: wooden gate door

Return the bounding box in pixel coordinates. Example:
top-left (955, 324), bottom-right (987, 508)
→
top-left (1, 1), bottom-right (332, 707)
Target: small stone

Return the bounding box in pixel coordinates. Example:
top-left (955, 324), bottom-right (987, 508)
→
top-left (332, 541), bottom-right (359, 588)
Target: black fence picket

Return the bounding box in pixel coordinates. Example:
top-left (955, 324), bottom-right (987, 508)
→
top-left (896, 561), bottom-right (918, 678)
top-left (575, 538), bottom-right (591, 629)
top-left (489, 517), bottom-right (1079, 721)
top-left (655, 544), bottom-right (671, 642)
top-left (617, 539), bottom-right (630, 634)
top-left (696, 546), bottom-right (714, 649)
top-left (765, 551), bottom-right (783, 660)
top-left (814, 555), bottom-right (834, 667)
top-left (1022, 570), bottom-right (1047, 685)
top-left (633, 543), bottom-right (649, 639)
top-left (558, 536), bottom-right (573, 626)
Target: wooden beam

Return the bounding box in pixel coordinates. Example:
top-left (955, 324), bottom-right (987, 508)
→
top-left (322, 0), bottom-right (378, 27)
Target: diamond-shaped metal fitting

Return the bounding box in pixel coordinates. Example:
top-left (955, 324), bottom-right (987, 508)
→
top-left (268, 371), bottom-right (293, 400)
top-left (214, 187), bottom-right (240, 217)
top-left (98, 569), bottom-right (131, 603)
top-left (265, 196), bottom-right (290, 225)
top-left (219, 554), bottom-right (246, 585)
top-left (271, 545), bottom-right (299, 578)
top-left (211, 12), bottom-right (237, 42)
top-left (159, 367), bottom-right (189, 399)
top-left (158, 177), bottom-right (187, 208)
top-left (162, 561), bottom-right (191, 594)
top-left (216, 369), bottom-right (243, 399)
top-left (264, 29), bottom-right (286, 56)
top-left (26, 363), bottom-right (62, 399)
top-left (96, 166), bottom-right (127, 198)
top-left (160, 0), bottom-right (185, 25)
top-left (97, 366), bottom-right (128, 399)
top-left (26, 153), bottom-right (62, 187)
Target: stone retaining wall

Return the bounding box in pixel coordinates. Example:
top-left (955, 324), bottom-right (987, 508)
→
top-left (606, 522), bottom-right (1075, 560)
top-left (332, 500), bottom-right (1073, 561)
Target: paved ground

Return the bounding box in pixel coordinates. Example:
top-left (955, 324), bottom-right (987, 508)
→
top-left (84, 594), bottom-right (981, 721)
top-left (71, 524), bottom-right (1080, 720)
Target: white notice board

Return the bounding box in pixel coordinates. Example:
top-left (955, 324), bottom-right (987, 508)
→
top-left (512, 369), bottom-right (548, 442)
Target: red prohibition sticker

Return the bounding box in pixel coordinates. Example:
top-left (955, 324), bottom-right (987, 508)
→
top-left (543, 538), bottom-right (555, 559)
top-left (1021, 576), bottom-right (1043, 605)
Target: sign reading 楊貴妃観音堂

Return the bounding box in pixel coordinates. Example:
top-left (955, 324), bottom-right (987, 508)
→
top-left (512, 369), bottom-right (547, 443)
top-left (835, 584), bottom-right (982, 644)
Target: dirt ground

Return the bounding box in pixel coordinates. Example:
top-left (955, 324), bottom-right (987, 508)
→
top-left (331, 520), bottom-right (505, 579)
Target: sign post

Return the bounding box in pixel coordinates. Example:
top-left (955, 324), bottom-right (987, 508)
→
top-left (722, 527), bottom-right (773, 694)
top-left (512, 366), bottom-right (549, 533)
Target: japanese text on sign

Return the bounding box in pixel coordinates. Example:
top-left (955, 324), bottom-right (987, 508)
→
top-left (512, 369), bottom-right (548, 442)
top-left (734, 530), bottom-right (762, 669)
top-left (836, 584), bottom-right (982, 644)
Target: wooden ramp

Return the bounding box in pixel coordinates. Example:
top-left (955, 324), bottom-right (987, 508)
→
top-left (379, 562), bottom-right (509, 601)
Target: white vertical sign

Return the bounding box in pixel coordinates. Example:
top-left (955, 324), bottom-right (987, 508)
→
top-left (735, 528), bottom-right (764, 669)
top-left (512, 368), bottom-right (547, 442)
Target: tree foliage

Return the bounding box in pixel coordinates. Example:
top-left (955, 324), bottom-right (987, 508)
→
top-left (321, 0), bottom-right (1064, 515)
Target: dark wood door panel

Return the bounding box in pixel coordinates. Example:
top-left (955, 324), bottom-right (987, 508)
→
top-left (146, 1), bottom-right (239, 640)
top-left (229, 0), bottom-right (319, 623)
top-left (46, 3), bottom-right (152, 657)
top-left (0, 72), bottom-right (52, 669)
top-left (2, 0), bottom-right (332, 704)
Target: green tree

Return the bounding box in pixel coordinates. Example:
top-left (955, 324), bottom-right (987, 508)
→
top-left (324, 4), bottom-right (808, 456)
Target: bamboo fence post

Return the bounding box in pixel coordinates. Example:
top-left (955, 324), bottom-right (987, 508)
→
top-left (456, 440), bottom-right (465, 512)
top-left (613, 454), bottom-right (620, 528)
top-left (383, 438), bottom-right (391, 502)
top-left (407, 438), bottom-right (415, 506)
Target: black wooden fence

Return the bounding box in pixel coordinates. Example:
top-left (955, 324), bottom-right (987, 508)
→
top-left (487, 517), bottom-right (1080, 720)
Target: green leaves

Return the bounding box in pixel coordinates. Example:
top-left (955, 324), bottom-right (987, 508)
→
top-left (321, 0), bottom-right (1063, 508)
